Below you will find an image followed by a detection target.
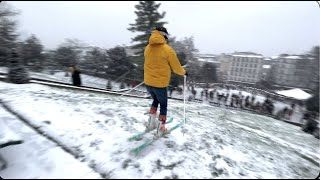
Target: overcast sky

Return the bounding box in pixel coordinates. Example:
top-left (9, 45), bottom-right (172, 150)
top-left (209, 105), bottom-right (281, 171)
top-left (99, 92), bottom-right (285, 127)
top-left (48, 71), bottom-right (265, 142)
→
top-left (6, 1), bottom-right (320, 56)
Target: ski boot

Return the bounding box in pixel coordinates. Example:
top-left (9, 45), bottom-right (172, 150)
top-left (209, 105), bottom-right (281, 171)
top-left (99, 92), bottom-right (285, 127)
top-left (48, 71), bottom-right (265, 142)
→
top-left (145, 107), bottom-right (158, 131)
top-left (156, 115), bottom-right (168, 137)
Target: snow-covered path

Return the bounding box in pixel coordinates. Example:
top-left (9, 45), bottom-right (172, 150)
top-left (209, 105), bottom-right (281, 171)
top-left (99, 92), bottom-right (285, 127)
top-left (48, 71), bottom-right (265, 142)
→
top-left (0, 81), bottom-right (319, 178)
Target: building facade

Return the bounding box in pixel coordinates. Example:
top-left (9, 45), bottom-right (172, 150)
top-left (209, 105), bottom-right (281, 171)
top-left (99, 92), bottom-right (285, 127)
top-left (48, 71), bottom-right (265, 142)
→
top-left (272, 55), bottom-right (317, 90)
top-left (219, 52), bottom-right (264, 84)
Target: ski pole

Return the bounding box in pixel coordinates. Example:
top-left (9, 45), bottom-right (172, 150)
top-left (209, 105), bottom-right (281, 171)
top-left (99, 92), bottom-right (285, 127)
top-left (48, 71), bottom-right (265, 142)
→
top-left (120, 81), bottom-right (144, 97)
top-left (184, 75), bottom-right (187, 125)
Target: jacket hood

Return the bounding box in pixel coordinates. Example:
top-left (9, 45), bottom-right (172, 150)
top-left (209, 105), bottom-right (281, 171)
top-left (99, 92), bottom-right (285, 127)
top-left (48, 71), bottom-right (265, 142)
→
top-left (148, 30), bottom-right (166, 45)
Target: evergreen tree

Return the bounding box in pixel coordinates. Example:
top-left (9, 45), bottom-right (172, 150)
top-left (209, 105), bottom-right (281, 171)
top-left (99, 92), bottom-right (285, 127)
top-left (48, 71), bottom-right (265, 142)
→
top-left (20, 34), bottom-right (44, 71)
top-left (106, 46), bottom-right (134, 78)
top-left (201, 62), bottom-right (217, 83)
top-left (8, 52), bottom-right (29, 84)
top-left (128, 55), bottom-right (144, 82)
top-left (128, 1), bottom-right (167, 56)
top-left (169, 36), bottom-right (199, 63)
top-left (54, 46), bottom-right (78, 69)
top-left (81, 47), bottom-right (108, 77)
top-left (0, 2), bottom-right (19, 67)
top-left (53, 39), bottom-right (84, 70)
top-left (42, 49), bottom-right (58, 73)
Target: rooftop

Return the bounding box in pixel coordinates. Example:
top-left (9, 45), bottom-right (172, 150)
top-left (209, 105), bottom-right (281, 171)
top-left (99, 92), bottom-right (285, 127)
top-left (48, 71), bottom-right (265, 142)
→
top-left (232, 54), bottom-right (264, 58)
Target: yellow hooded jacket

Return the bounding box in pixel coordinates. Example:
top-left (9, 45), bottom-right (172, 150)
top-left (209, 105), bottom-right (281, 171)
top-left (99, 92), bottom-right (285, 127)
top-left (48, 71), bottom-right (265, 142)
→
top-left (144, 30), bottom-right (186, 88)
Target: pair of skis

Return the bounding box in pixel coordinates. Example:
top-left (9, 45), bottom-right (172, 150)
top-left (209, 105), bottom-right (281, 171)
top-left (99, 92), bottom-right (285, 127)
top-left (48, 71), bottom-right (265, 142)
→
top-left (128, 117), bottom-right (173, 142)
top-left (128, 117), bottom-right (182, 155)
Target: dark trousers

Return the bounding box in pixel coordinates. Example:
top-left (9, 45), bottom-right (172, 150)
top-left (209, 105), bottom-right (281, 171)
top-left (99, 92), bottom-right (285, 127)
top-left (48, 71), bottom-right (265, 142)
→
top-left (146, 85), bottom-right (168, 116)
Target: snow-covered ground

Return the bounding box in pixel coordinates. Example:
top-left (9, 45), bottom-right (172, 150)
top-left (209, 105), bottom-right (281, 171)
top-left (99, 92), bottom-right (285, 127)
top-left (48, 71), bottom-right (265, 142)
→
top-left (0, 104), bottom-right (101, 179)
top-left (0, 81), bottom-right (319, 178)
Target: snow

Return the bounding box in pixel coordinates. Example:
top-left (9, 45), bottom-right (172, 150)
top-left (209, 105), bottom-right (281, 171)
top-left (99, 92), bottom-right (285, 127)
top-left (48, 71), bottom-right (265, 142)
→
top-left (0, 81), bottom-right (319, 178)
top-left (197, 57), bottom-right (217, 63)
top-left (0, 105), bottom-right (101, 179)
top-left (262, 65), bottom-right (271, 69)
top-left (232, 54), bottom-right (263, 58)
top-left (0, 117), bottom-right (22, 147)
top-left (0, 67), bottom-right (8, 72)
top-left (29, 79), bottom-right (148, 98)
top-left (276, 88), bottom-right (312, 100)
top-left (284, 56), bottom-right (301, 59)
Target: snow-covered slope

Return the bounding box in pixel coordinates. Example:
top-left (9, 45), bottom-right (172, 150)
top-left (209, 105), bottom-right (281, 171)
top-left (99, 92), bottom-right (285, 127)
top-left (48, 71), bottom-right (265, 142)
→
top-left (0, 81), bottom-right (318, 178)
top-left (0, 104), bottom-right (101, 179)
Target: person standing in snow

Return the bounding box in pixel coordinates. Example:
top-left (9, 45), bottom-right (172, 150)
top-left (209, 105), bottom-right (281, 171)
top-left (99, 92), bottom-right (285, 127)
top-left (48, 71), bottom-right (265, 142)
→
top-left (144, 26), bottom-right (187, 133)
top-left (69, 65), bottom-right (82, 87)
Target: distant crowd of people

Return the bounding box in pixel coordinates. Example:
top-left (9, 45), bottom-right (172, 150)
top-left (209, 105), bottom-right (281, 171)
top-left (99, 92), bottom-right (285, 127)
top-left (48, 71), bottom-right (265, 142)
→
top-left (168, 84), bottom-right (319, 139)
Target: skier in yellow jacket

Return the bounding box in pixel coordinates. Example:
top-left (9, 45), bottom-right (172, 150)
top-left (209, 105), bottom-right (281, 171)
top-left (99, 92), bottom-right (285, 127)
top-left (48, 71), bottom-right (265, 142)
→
top-left (144, 26), bottom-right (187, 133)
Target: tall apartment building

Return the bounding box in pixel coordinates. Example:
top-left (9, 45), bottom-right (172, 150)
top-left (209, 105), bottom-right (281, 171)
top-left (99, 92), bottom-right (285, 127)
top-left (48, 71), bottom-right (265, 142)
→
top-left (272, 55), bottom-right (317, 90)
top-left (219, 52), bottom-right (263, 84)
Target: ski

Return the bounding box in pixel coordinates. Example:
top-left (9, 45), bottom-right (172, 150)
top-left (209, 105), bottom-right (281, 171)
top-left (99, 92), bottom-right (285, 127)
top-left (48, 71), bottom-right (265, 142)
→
top-left (128, 117), bottom-right (173, 142)
top-left (130, 122), bottom-right (182, 156)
